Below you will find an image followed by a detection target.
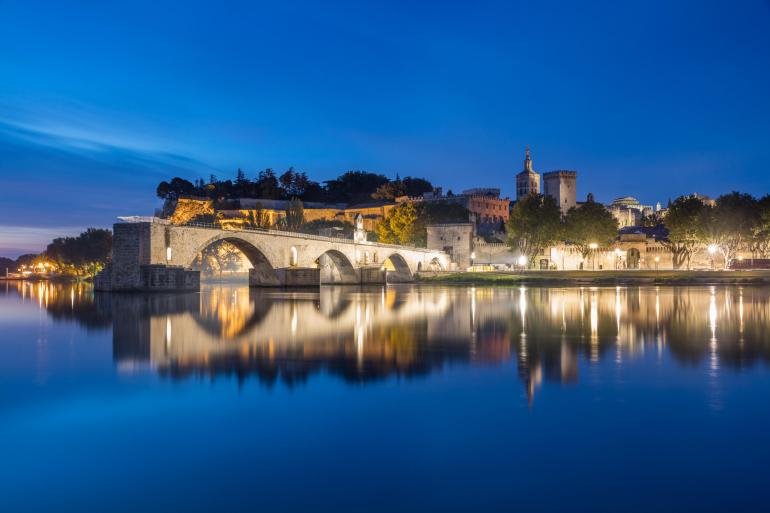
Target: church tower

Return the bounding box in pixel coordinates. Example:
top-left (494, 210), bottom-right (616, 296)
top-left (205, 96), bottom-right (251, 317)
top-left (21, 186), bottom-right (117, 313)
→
top-left (516, 146), bottom-right (540, 200)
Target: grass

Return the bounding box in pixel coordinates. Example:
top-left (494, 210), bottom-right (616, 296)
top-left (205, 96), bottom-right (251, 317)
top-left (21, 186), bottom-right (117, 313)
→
top-left (417, 270), bottom-right (770, 285)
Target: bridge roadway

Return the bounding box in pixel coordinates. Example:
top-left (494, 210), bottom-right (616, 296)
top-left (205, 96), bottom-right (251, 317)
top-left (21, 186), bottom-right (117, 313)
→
top-left (97, 219), bottom-right (452, 291)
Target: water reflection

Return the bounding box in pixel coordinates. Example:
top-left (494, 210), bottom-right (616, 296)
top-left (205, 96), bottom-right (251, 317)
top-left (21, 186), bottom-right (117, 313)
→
top-left (7, 280), bottom-right (770, 401)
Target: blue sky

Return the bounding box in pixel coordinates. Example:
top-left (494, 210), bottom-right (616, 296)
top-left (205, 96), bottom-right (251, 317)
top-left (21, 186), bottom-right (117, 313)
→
top-left (1, 0), bottom-right (769, 257)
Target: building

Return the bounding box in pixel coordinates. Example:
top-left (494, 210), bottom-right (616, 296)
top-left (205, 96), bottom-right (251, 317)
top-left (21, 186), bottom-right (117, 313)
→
top-left (426, 223), bottom-right (474, 269)
top-left (516, 147), bottom-right (540, 200)
top-left (399, 188), bottom-right (510, 237)
top-left (606, 196), bottom-right (654, 228)
top-left (167, 197), bottom-right (397, 233)
top-left (543, 170), bottom-right (577, 214)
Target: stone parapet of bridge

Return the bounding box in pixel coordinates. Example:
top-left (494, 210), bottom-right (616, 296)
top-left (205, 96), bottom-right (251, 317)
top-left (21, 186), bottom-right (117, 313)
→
top-left (97, 220), bottom-right (451, 291)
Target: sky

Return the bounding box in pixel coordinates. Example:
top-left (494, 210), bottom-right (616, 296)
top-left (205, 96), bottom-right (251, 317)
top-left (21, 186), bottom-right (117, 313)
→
top-left (1, 0), bottom-right (770, 257)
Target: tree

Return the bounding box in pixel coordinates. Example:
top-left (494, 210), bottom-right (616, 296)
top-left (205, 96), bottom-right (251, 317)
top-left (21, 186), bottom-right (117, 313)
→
top-left (324, 171), bottom-right (389, 203)
top-left (377, 201), bottom-right (468, 247)
top-left (45, 228), bottom-right (113, 276)
top-left (244, 202), bottom-right (271, 229)
top-left (156, 177), bottom-right (195, 200)
top-left (255, 169), bottom-right (282, 199)
top-left (377, 203), bottom-right (421, 245)
top-left (697, 192), bottom-right (757, 269)
top-left (563, 200), bottom-right (619, 264)
top-left (506, 194), bottom-right (563, 268)
top-left (284, 198), bottom-right (305, 231)
top-left (661, 196), bottom-right (705, 269)
top-left (371, 176), bottom-right (434, 200)
top-left (749, 195), bottom-right (770, 258)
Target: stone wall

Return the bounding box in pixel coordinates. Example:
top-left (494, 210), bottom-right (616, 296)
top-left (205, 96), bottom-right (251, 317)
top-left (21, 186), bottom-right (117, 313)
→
top-left (427, 223), bottom-right (474, 269)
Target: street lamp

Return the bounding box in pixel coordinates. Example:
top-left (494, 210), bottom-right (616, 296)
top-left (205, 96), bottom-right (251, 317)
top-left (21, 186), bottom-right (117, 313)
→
top-left (614, 248), bottom-right (622, 270)
top-left (517, 255), bottom-right (527, 270)
top-left (654, 255), bottom-right (660, 271)
top-left (470, 251), bottom-right (476, 269)
top-left (707, 244), bottom-right (718, 270)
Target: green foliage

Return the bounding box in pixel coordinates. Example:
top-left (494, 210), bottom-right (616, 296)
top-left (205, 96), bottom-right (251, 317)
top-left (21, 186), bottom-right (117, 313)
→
top-left (45, 228), bottom-right (113, 276)
top-left (378, 201), bottom-right (468, 247)
top-left (563, 200), bottom-right (619, 259)
top-left (284, 198), bottom-right (305, 231)
top-left (661, 195), bottom-right (705, 269)
top-left (324, 170), bottom-right (389, 203)
top-left (697, 192), bottom-right (759, 268)
top-left (371, 176), bottom-right (433, 200)
top-left (157, 169), bottom-right (434, 206)
top-left (244, 202), bottom-right (271, 229)
top-left (750, 195), bottom-right (770, 258)
top-left (506, 194), bottom-right (562, 267)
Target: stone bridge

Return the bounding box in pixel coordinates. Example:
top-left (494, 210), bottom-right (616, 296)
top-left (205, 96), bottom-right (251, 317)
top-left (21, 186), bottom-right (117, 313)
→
top-left (97, 219), bottom-right (452, 291)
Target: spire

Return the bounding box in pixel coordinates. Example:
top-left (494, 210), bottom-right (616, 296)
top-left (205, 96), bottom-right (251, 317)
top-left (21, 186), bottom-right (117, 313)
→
top-left (523, 145), bottom-right (534, 173)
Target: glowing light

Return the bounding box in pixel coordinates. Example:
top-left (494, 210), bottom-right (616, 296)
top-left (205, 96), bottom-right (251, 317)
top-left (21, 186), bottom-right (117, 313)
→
top-left (589, 243), bottom-right (598, 250)
top-left (517, 255), bottom-right (527, 267)
top-left (166, 247), bottom-right (172, 262)
top-left (654, 256), bottom-right (660, 262)
top-left (707, 244), bottom-right (718, 255)
top-left (470, 252), bottom-right (476, 260)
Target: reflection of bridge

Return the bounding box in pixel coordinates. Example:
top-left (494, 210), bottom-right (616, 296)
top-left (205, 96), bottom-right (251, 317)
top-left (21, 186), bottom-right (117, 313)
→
top-left (97, 220), bottom-right (450, 291)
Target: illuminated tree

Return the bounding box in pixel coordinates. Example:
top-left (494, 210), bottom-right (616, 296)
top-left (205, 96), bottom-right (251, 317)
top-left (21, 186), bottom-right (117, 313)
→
top-left (284, 198), bottom-right (305, 231)
top-left (563, 199), bottom-right (618, 261)
top-left (661, 196), bottom-right (705, 269)
top-left (506, 194), bottom-right (562, 268)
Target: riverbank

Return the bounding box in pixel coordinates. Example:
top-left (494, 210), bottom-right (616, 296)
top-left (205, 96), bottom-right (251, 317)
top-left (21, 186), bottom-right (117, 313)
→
top-left (417, 270), bottom-right (770, 285)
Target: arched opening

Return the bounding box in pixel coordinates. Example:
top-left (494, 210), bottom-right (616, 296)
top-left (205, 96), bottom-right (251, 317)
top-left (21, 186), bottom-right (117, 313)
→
top-left (628, 248), bottom-right (641, 270)
top-left (192, 236), bottom-right (279, 286)
top-left (428, 257), bottom-right (444, 272)
top-left (317, 250), bottom-right (358, 285)
top-left (382, 253), bottom-right (413, 282)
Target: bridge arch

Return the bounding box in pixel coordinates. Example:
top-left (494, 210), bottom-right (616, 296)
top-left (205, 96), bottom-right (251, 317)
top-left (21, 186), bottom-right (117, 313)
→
top-left (382, 253), bottom-right (413, 282)
top-left (192, 235), bottom-right (280, 286)
top-left (317, 249), bottom-right (358, 285)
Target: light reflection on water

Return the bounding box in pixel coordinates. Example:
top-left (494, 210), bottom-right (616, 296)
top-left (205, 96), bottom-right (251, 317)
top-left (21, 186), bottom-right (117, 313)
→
top-left (4, 280), bottom-right (770, 512)
top-left (5, 280), bottom-right (770, 399)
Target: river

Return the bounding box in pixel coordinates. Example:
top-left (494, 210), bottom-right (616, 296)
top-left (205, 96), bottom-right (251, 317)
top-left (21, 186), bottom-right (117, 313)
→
top-left (2, 281), bottom-right (770, 512)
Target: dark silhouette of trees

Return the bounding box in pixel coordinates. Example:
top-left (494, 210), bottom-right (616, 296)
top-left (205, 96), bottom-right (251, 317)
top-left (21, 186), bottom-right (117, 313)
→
top-left (157, 168), bottom-right (431, 206)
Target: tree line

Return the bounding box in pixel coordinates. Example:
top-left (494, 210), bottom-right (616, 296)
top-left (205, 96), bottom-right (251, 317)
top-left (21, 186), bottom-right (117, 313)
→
top-left (157, 168), bottom-right (434, 205)
top-left (657, 192), bottom-right (770, 269)
top-left (0, 229), bottom-right (113, 277)
top-left (506, 191), bottom-right (770, 269)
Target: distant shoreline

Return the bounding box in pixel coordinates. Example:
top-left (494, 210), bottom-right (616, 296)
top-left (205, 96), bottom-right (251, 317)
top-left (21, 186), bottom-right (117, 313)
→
top-left (417, 270), bottom-right (770, 286)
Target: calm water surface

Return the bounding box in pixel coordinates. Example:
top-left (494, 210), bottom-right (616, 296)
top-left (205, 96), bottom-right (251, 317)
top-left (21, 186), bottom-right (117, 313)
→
top-left (2, 281), bottom-right (770, 512)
